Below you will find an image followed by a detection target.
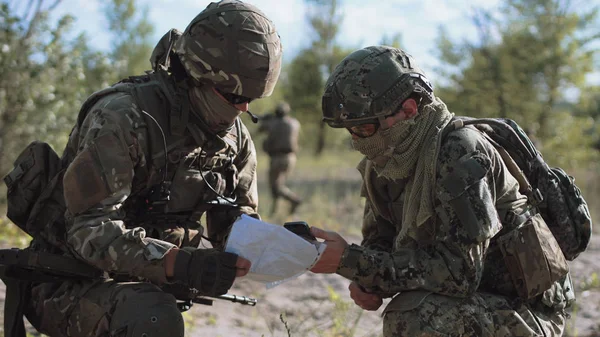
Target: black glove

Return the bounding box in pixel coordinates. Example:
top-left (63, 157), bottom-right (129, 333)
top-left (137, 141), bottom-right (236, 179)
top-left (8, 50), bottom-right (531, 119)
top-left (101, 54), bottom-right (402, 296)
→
top-left (173, 247), bottom-right (238, 296)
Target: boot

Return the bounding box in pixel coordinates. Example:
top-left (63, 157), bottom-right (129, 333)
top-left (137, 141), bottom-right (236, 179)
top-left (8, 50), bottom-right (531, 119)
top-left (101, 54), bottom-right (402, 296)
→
top-left (289, 199), bottom-right (302, 215)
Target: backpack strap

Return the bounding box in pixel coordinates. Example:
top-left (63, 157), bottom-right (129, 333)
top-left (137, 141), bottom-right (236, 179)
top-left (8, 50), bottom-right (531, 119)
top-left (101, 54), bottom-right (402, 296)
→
top-left (444, 118), bottom-right (544, 205)
top-left (0, 273), bottom-right (28, 337)
top-left (76, 86), bottom-right (130, 127)
top-left (0, 248), bottom-right (104, 280)
top-left (0, 248), bottom-right (105, 337)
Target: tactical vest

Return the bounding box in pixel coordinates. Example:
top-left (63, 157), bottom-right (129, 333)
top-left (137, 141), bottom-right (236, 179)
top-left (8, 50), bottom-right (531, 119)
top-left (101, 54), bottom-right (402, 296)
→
top-left (262, 115), bottom-right (299, 155)
top-left (2, 70), bottom-right (246, 337)
top-left (73, 71), bottom-right (244, 236)
top-left (4, 70), bottom-right (244, 251)
top-left (358, 119), bottom-right (581, 307)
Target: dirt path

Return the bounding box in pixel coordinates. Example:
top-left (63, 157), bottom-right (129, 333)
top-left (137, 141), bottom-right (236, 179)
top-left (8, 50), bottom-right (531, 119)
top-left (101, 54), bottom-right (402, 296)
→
top-left (1, 234), bottom-right (598, 337)
top-left (184, 234), bottom-right (600, 337)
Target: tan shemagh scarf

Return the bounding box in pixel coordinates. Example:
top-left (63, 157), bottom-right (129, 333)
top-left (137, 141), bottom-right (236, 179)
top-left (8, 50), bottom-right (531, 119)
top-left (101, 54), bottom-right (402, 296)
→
top-left (189, 86), bottom-right (243, 133)
top-left (352, 98), bottom-right (453, 239)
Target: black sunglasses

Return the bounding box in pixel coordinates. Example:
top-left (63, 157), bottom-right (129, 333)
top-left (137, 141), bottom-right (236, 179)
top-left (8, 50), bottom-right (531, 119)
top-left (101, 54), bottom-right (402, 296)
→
top-left (215, 88), bottom-right (254, 105)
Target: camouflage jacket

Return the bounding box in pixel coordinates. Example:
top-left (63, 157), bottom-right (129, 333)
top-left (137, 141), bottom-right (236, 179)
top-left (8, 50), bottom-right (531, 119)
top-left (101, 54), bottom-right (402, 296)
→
top-left (337, 126), bottom-right (530, 298)
top-left (60, 72), bottom-right (259, 285)
top-left (258, 115), bottom-right (300, 155)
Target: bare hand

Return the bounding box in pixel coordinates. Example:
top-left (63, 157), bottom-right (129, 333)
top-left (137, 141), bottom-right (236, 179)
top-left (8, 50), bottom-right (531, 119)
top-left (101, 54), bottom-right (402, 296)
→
top-left (349, 282), bottom-right (383, 311)
top-left (235, 256), bottom-right (251, 277)
top-left (309, 227), bottom-right (348, 274)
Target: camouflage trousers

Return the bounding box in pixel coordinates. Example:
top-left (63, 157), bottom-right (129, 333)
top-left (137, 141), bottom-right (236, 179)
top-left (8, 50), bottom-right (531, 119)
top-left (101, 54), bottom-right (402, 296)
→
top-left (382, 291), bottom-right (565, 337)
top-left (25, 279), bottom-right (184, 337)
top-left (268, 153), bottom-right (301, 215)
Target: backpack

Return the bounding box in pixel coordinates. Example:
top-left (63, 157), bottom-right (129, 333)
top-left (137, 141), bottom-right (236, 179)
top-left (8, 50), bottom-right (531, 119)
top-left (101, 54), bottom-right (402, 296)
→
top-left (445, 117), bottom-right (591, 299)
top-left (3, 72), bottom-right (246, 251)
top-left (3, 141), bottom-right (68, 250)
top-left (2, 74), bottom-right (171, 249)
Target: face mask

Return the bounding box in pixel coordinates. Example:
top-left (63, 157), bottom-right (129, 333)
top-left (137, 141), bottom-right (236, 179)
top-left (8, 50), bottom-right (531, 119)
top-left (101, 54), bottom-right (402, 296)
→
top-left (189, 86), bottom-right (243, 133)
top-left (351, 117), bottom-right (416, 164)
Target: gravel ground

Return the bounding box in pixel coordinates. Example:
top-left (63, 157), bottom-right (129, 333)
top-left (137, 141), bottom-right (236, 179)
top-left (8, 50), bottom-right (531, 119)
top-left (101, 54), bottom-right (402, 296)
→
top-left (0, 234), bottom-right (598, 337)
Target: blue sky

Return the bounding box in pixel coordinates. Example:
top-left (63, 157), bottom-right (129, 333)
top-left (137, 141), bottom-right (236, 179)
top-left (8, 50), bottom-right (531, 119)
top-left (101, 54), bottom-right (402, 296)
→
top-left (44, 0), bottom-right (598, 88)
top-left (45, 0), bottom-right (508, 84)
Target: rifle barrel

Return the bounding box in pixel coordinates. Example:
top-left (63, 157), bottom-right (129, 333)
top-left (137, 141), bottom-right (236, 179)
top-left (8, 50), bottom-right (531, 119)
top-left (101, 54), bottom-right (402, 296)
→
top-left (215, 294), bottom-right (257, 306)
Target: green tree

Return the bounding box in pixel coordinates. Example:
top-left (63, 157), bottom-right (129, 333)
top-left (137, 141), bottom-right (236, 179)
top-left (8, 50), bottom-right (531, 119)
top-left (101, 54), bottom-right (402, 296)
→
top-left (435, 0), bottom-right (599, 168)
top-left (380, 33), bottom-right (403, 49)
top-left (284, 0), bottom-right (352, 154)
top-left (0, 0), bottom-right (153, 208)
top-left (503, 0), bottom-right (598, 140)
top-left (103, 0), bottom-right (154, 78)
top-left (0, 1), bottom-right (115, 179)
top-left (576, 85), bottom-right (600, 151)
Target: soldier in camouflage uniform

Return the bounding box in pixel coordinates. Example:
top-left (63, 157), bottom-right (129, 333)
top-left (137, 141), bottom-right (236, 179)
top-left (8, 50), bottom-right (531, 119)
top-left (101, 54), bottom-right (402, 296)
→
top-left (309, 46), bottom-right (572, 336)
top-left (23, 1), bottom-right (282, 336)
top-left (257, 102), bottom-right (302, 215)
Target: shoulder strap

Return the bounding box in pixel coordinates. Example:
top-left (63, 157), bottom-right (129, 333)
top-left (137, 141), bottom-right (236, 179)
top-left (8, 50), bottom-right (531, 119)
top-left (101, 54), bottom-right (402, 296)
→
top-left (76, 85), bottom-right (131, 127)
top-left (443, 117), bottom-right (543, 204)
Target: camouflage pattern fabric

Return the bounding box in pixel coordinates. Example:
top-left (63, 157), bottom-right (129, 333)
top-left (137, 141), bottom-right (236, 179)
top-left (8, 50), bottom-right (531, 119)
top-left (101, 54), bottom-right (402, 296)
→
top-left (60, 87), bottom-right (258, 283)
top-left (258, 114), bottom-right (302, 215)
top-left (322, 46), bottom-right (434, 128)
top-left (25, 71), bottom-right (260, 335)
top-left (174, 0), bottom-right (282, 99)
top-left (268, 153), bottom-right (301, 215)
top-left (259, 114), bottom-right (300, 155)
top-left (336, 126), bottom-right (569, 336)
top-left (382, 292), bottom-right (564, 337)
top-left (26, 280), bottom-right (183, 337)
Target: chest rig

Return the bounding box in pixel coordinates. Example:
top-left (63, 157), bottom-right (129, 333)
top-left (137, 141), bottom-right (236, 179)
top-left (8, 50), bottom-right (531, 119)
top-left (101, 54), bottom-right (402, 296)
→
top-left (76, 70), bottom-right (243, 238)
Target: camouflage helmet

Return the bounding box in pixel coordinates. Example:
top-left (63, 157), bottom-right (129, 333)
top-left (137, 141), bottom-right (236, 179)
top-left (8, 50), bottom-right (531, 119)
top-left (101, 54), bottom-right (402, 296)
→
top-left (174, 0), bottom-right (283, 99)
top-left (322, 46), bottom-right (434, 128)
top-left (275, 101), bottom-right (291, 116)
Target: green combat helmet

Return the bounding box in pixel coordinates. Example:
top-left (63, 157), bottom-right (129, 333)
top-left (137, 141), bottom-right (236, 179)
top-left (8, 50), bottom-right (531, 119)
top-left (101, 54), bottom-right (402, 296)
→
top-left (275, 101), bottom-right (291, 117)
top-left (174, 0), bottom-right (282, 99)
top-left (322, 46), bottom-right (434, 128)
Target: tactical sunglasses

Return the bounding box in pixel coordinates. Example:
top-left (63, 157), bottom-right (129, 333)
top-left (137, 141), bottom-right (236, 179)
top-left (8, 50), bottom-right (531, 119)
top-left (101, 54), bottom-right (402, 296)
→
top-left (346, 123), bottom-right (380, 138)
top-left (215, 88), bottom-right (254, 105)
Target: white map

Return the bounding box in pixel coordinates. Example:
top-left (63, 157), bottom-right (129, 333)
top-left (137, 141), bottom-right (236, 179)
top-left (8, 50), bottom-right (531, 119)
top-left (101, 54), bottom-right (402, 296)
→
top-left (225, 214), bottom-right (326, 288)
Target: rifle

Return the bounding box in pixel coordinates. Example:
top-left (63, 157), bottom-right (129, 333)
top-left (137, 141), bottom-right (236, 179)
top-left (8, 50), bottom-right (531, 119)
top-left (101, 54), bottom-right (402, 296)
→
top-left (178, 293), bottom-right (257, 311)
top-left (0, 248), bottom-right (258, 309)
top-left (162, 283), bottom-right (258, 311)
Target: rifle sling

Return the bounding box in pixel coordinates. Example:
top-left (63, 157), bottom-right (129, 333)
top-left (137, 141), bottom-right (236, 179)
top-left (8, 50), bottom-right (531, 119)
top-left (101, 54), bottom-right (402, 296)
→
top-left (0, 270), bottom-right (28, 337)
top-left (0, 248), bottom-right (104, 280)
top-left (0, 249), bottom-right (105, 337)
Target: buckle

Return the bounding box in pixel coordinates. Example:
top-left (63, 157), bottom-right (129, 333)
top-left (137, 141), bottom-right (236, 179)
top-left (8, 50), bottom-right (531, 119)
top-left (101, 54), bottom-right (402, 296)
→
top-left (452, 119), bottom-right (464, 129)
top-left (3, 163), bottom-right (26, 188)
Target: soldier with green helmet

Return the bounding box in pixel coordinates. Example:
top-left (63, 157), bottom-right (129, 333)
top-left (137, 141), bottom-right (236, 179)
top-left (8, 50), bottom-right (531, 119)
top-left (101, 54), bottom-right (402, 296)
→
top-left (257, 101), bottom-right (303, 215)
top-left (20, 1), bottom-right (282, 336)
top-left (309, 46), bottom-right (572, 336)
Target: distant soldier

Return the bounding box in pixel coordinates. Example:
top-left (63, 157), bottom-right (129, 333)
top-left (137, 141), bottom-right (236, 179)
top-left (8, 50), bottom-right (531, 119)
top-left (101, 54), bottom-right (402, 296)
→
top-left (258, 102), bottom-right (302, 215)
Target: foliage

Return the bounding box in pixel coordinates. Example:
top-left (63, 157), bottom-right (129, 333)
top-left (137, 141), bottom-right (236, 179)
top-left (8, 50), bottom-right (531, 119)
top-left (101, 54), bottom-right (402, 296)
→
top-left (103, 0), bottom-right (155, 77)
top-left (435, 0), bottom-right (600, 170)
top-left (275, 286), bottom-right (379, 337)
top-left (0, 1), bottom-right (114, 179)
top-left (580, 272), bottom-right (600, 291)
top-left (283, 0), bottom-right (351, 155)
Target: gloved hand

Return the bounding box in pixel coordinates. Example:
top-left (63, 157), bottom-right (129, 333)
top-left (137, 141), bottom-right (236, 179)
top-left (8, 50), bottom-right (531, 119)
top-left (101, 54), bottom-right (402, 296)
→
top-left (173, 247), bottom-right (238, 296)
